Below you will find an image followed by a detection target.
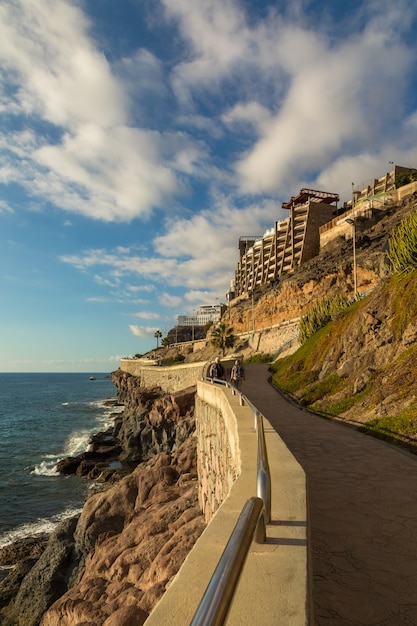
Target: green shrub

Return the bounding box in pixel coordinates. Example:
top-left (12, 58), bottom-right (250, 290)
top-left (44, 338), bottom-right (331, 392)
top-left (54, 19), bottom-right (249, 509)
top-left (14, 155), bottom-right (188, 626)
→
top-left (386, 211), bottom-right (417, 274)
top-left (299, 294), bottom-right (350, 344)
top-left (299, 374), bottom-right (343, 405)
top-left (390, 272), bottom-right (417, 337)
top-left (245, 353), bottom-right (272, 363)
top-left (395, 172), bottom-right (417, 189)
top-left (358, 404), bottom-right (417, 445)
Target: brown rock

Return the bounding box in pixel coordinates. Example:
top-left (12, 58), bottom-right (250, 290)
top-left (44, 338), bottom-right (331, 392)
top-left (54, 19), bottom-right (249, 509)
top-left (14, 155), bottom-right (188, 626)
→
top-left (40, 436), bottom-right (205, 626)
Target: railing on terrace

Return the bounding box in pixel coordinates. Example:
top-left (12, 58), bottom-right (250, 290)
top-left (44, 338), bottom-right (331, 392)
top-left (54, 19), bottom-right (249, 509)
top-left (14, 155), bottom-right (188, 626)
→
top-left (272, 332), bottom-right (299, 360)
top-left (194, 377), bottom-right (272, 624)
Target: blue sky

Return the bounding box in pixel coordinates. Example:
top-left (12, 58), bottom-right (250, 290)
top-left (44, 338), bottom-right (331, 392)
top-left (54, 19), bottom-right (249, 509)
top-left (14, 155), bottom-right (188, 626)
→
top-left (1, 0), bottom-right (417, 372)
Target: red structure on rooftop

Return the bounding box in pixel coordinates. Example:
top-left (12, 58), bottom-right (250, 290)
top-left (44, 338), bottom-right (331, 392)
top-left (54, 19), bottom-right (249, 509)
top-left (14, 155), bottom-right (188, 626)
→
top-left (282, 188), bottom-right (339, 209)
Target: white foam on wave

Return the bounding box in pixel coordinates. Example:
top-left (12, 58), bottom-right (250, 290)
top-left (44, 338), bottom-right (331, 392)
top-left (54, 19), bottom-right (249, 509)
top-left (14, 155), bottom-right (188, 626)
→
top-left (0, 505), bottom-right (82, 549)
top-left (31, 456), bottom-right (60, 477)
top-left (64, 430), bottom-right (91, 456)
top-left (30, 430), bottom-right (92, 476)
top-left (31, 397), bottom-right (121, 477)
top-left (31, 433), bottom-right (91, 475)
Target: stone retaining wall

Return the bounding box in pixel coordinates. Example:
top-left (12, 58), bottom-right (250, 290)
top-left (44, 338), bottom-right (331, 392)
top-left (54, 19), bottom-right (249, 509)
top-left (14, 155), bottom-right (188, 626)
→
top-left (195, 384), bottom-right (241, 523)
top-left (119, 359), bottom-right (208, 393)
top-left (144, 380), bottom-right (309, 625)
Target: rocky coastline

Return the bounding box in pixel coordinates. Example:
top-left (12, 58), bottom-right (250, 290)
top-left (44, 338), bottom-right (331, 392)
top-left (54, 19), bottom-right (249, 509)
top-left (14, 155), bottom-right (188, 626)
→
top-left (0, 372), bottom-right (205, 626)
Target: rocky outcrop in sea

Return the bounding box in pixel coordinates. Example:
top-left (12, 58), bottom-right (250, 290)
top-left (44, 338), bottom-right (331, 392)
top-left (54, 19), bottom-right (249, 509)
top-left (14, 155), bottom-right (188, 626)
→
top-left (0, 375), bottom-right (205, 626)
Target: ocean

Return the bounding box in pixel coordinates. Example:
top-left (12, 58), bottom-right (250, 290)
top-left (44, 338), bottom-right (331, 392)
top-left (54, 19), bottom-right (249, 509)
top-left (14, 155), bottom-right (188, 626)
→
top-left (0, 372), bottom-right (119, 548)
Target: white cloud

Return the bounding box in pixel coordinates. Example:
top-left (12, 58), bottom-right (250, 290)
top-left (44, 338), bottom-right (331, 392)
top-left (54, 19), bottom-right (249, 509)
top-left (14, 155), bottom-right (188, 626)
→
top-left (33, 124), bottom-right (181, 221)
top-left (86, 296), bottom-right (111, 303)
top-left (222, 102), bottom-right (273, 134)
top-left (0, 0), bottom-right (126, 127)
top-left (132, 311), bottom-right (161, 319)
top-left (159, 293), bottom-right (182, 308)
top-left (59, 194), bottom-right (280, 302)
top-left (0, 0), bottom-right (196, 222)
top-left (129, 324), bottom-right (159, 337)
top-left (127, 284), bottom-right (156, 293)
top-left (236, 23), bottom-right (413, 194)
top-left (184, 290), bottom-right (218, 305)
top-left (0, 199), bottom-right (13, 214)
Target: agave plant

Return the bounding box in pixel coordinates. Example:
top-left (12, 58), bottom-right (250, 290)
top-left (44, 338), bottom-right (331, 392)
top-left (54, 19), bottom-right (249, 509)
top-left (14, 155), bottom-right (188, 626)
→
top-left (299, 294), bottom-right (350, 344)
top-left (386, 211), bottom-right (417, 274)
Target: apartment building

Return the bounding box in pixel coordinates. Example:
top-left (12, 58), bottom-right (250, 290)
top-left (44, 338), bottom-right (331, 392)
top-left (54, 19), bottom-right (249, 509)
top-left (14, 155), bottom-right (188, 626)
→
top-left (176, 304), bottom-right (223, 327)
top-left (233, 188), bottom-right (339, 296)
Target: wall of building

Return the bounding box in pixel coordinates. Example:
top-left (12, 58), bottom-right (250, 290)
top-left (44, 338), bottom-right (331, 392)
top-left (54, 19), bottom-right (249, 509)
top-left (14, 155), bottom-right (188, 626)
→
top-left (320, 180), bottom-right (417, 249)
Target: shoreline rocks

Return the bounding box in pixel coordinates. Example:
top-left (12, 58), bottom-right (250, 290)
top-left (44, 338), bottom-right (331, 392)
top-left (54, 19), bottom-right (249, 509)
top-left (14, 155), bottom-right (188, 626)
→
top-left (0, 378), bottom-right (204, 626)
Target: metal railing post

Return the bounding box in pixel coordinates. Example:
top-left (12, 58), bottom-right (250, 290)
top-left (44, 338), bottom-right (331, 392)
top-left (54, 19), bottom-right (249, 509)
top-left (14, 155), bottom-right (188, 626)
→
top-left (256, 412), bottom-right (271, 524)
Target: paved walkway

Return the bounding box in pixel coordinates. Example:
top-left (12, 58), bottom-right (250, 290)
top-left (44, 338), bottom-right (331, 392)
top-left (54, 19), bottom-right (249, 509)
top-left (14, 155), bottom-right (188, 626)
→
top-left (240, 364), bottom-right (417, 626)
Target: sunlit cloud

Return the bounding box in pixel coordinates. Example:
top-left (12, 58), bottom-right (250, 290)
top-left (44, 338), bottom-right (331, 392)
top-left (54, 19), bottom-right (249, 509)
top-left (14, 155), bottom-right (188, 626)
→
top-left (159, 293), bottom-right (182, 308)
top-left (129, 324), bottom-right (159, 337)
top-left (86, 296), bottom-right (111, 303)
top-left (132, 311), bottom-right (161, 319)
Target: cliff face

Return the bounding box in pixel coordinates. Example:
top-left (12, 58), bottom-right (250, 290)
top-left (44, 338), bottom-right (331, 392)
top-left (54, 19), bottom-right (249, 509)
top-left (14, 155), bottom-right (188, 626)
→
top-left (111, 370), bottom-right (196, 464)
top-left (0, 381), bottom-right (205, 626)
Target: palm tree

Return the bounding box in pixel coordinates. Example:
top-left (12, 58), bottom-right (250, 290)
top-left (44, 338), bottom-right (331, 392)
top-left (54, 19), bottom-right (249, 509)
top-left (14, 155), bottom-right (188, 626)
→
top-left (154, 329), bottom-right (162, 348)
top-left (210, 323), bottom-right (236, 356)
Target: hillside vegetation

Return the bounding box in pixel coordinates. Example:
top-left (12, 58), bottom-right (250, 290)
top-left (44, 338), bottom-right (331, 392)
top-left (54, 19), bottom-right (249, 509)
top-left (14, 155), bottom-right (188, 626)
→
top-left (271, 269), bottom-right (417, 452)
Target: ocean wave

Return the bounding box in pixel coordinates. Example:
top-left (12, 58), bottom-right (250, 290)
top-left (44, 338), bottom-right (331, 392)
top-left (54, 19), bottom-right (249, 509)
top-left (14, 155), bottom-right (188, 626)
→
top-left (31, 430), bottom-right (91, 475)
top-left (31, 456), bottom-right (61, 477)
top-left (0, 506), bottom-right (82, 549)
top-left (64, 430), bottom-right (92, 457)
top-left (32, 401), bottom-right (120, 476)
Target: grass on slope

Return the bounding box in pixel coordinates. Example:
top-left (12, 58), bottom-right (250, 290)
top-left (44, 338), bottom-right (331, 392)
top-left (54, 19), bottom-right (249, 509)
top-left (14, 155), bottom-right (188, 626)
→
top-left (271, 271), bottom-right (417, 452)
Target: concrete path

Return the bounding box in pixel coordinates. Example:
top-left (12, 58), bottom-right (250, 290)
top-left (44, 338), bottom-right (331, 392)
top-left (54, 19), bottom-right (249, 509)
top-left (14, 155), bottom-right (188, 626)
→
top-left (240, 363), bottom-right (417, 626)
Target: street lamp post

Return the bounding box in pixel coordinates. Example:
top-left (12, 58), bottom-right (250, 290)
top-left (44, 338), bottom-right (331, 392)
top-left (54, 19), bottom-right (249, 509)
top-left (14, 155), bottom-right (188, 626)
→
top-left (345, 218), bottom-right (357, 298)
top-left (248, 291), bottom-right (255, 333)
top-left (192, 309), bottom-right (197, 343)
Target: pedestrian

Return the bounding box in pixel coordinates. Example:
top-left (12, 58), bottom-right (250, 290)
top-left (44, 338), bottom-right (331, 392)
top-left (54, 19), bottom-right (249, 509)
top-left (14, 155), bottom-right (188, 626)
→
top-left (209, 356), bottom-right (225, 381)
top-left (230, 359), bottom-right (245, 389)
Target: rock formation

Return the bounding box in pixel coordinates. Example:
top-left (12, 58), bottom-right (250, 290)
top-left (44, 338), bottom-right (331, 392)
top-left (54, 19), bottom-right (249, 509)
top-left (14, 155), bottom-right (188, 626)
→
top-left (0, 382), bottom-right (205, 626)
top-left (40, 436), bottom-right (204, 626)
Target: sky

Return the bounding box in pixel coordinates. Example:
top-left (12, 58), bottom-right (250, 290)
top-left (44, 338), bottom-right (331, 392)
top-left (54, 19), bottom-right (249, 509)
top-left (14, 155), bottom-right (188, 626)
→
top-left (1, 0), bottom-right (417, 372)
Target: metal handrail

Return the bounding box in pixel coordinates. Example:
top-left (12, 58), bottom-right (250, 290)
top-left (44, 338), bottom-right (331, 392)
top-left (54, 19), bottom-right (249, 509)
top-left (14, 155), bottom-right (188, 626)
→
top-left (190, 497), bottom-right (265, 626)
top-left (230, 389), bottom-right (272, 523)
top-left (194, 377), bottom-right (272, 624)
top-left (202, 376), bottom-right (272, 525)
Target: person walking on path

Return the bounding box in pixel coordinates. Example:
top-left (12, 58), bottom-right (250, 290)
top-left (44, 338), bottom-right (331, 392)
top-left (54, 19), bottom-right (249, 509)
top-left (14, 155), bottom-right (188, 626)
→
top-left (242, 363), bottom-right (417, 626)
top-left (230, 359), bottom-right (245, 389)
top-left (209, 356), bottom-right (225, 381)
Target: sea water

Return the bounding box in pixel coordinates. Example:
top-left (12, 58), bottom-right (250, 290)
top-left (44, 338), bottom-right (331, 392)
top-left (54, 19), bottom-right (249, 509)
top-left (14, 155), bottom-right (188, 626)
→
top-left (0, 373), bottom-right (120, 548)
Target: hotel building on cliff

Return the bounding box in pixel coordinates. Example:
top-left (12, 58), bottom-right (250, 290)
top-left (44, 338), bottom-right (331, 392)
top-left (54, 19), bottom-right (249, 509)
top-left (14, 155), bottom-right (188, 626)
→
top-left (232, 188), bottom-right (340, 298)
top-left (229, 165), bottom-right (417, 300)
